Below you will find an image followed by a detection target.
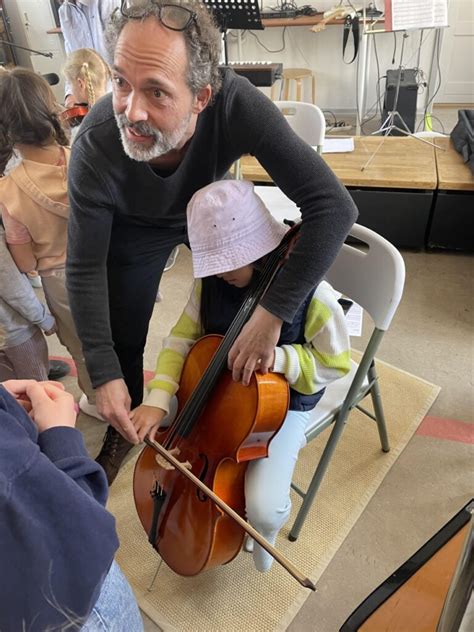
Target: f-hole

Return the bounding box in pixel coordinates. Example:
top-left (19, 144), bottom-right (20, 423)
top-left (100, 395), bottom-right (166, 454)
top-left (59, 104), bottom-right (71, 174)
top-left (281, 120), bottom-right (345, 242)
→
top-left (196, 453), bottom-right (209, 502)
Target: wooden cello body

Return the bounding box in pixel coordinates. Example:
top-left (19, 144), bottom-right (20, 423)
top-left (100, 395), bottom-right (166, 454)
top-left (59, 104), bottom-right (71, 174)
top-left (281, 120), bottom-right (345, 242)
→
top-left (133, 334), bottom-right (289, 576)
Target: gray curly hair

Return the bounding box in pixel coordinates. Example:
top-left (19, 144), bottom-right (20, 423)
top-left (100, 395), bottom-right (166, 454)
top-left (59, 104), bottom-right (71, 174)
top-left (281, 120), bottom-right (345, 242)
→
top-left (106, 0), bottom-right (222, 97)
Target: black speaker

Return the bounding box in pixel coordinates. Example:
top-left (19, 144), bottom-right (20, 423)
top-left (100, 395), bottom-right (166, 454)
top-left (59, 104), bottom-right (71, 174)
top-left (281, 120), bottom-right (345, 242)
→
top-left (381, 69), bottom-right (418, 135)
top-left (42, 72), bottom-right (60, 86)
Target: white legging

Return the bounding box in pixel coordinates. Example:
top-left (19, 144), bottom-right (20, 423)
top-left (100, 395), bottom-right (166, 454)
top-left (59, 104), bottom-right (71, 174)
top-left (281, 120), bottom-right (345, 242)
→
top-left (245, 409), bottom-right (310, 572)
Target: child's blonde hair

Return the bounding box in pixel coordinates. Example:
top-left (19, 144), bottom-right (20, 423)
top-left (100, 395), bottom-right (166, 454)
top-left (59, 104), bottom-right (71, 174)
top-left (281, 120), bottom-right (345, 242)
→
top-left (63, 48), bottom-right (111, 106)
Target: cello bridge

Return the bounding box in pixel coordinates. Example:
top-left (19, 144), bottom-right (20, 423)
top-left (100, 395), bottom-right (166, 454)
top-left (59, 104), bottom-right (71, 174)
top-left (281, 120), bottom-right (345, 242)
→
top-left (154, 447), bottom-right (192, 472)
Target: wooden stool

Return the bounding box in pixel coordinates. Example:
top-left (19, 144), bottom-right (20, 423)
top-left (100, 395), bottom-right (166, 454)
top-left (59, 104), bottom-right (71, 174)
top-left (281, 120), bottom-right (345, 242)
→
top-left (271, 68), bottom-right (316, 103)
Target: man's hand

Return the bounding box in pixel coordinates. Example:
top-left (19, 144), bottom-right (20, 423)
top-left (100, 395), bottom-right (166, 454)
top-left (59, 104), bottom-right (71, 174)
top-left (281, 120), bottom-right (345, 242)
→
top-left (130, 404), bottom-right (167, 442)
top-left (95, 378), bottom-right (139, 444)
top-left (227, 305), bottom-right (282, 386)
top-left (64, 94), bottom-right (76, 109)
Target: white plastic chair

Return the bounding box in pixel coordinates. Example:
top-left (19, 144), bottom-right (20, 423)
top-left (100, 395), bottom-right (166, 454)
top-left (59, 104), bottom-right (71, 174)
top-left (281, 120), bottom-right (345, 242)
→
top-left (233, 100), bottom-right (325, 178)
top-left (287, 223), bottom-right (406, 541)
top-left (274, 100), bottom-right (326, 154)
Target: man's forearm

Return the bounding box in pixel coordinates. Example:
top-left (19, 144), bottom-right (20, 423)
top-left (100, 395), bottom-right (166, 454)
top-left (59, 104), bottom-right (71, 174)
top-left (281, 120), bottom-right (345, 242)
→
top-left (261, 187), bottom-right (357, 323)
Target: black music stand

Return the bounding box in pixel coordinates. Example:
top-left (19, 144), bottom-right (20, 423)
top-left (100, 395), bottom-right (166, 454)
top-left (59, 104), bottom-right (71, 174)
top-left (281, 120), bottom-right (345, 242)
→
top-left (203, 0), bottom-right (263, 64)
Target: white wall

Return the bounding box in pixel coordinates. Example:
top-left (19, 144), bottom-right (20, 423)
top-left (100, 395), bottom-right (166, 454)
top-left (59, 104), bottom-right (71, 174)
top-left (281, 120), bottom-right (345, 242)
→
top-left (3, 0), bottom-right (66, 100)
top-left (226, 0), bottom-right (439, 118)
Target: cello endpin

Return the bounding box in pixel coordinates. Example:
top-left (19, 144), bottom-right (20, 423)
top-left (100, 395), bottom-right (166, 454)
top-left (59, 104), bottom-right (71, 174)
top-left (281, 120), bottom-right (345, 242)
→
top-left (147, 558), bottom-right (164, 592)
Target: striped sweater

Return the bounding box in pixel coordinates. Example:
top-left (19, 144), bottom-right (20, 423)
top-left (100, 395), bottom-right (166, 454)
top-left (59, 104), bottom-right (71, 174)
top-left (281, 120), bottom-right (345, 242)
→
top-left (145, 279), bottom-right (350, 413)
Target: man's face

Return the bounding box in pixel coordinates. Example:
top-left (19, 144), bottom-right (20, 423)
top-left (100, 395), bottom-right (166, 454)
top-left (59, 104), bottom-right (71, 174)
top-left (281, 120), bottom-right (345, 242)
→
top-left (111, 18), bottom-right (207, 163)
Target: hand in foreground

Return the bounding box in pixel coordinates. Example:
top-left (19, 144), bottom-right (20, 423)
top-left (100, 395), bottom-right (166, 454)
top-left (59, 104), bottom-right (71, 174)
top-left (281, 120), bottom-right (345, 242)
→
top-left (2, 380), bottom-right (75, 431)
top-left (64, 93), bottom-right (76, 109)
top-left (26, 382), bottom-right (76, 432)
top-left (44, 322), bottom-right (57, 336)
top-left (227, 305), bottom-right (282, 386)
top-left (129, 404), bottom-right (167, 442)
top-left (2, 379), bottom-right (64, 414)
top-left (95, 378), bottom-right (139, 444)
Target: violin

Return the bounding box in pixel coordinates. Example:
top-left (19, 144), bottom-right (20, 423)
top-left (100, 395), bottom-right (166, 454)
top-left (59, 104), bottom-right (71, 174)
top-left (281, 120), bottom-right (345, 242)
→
top-left (59, 103), bottom-right (89, 128)
top-left (133, 224), bottom-right (315, 590)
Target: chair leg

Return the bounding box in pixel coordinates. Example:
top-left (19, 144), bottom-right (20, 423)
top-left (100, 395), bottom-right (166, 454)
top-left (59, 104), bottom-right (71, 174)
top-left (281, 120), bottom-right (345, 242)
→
top-left (296, 78), bottom-right (302, 102)
top-left (312, 75), bottom-right (316, 104)
top-left (368, 361), bottom-right (390, 452)
top-left (271, 79), bottom-right (279, 101)
top-left (289, 409), bottom-right (350, 541)
top-left (284, 78), bottom-right (290, 100)
top-left (233, 158), bottom-right (242, 180)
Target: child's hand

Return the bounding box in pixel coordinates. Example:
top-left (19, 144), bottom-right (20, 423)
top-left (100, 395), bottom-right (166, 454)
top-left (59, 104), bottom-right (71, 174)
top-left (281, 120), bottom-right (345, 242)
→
top-left (2, 379), bottom-right (64, 414)
top-left (44, 322), bottom-right (57, 336)
top-left (1, 380), bottom-right (75, 429)
top-left (25, 382), bottom-right (77, 432)
top-left (130, 404), bottom-right (167, 443)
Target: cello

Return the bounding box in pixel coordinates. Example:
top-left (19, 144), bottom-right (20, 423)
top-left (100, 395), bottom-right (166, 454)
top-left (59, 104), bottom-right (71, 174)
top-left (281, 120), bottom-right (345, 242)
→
top-left (59, 103), bottom-right (89, 128)
top-left (133, 224), bottom-right (315, 590)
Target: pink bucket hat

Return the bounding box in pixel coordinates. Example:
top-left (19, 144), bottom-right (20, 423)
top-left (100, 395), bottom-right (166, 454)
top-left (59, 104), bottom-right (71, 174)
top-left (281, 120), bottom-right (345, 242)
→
top-left (187, 180), bottom-right (289, 278)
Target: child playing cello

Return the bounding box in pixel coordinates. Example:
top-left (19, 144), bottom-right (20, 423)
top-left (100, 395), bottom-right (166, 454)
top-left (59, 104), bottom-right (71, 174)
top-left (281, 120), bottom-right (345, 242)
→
top-left (131, 180), bottom-right (350, 572)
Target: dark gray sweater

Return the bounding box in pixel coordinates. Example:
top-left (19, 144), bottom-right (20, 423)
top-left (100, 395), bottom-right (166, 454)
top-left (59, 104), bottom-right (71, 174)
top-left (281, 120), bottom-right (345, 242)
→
top-left (67, 70), bottom-right (357, 387)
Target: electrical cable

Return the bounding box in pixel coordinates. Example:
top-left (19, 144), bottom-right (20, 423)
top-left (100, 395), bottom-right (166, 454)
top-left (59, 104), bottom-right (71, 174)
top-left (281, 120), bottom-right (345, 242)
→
top-left (336, 0), bottom-right (358, 12)
top-left (247, 26), bottom-right (288, 53)
top-left (355, 44), bottom-right (361, 130)
top-left (287, 27), bottom-right (311, 68)
top-left (360, 37), bottom-right (385, 134)
top-left (416, 29), bottom-right (424, 69)
top-left (419, 28), bottom-right (443, 131)
top-left (322, 109), bottom-right (338, 131)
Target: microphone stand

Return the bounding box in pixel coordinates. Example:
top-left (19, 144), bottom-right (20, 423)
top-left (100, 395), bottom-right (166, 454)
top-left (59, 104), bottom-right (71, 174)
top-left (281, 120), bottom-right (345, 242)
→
top-left (0, 39), bottom-right (53, 58)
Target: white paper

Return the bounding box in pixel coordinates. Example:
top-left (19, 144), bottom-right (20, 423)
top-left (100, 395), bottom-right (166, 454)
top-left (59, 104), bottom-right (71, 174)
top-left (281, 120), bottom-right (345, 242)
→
top-left (346, 301), bottom-right (363, 337)
top-left (333, 292), bottom-right (364, 337)
top-left (321, 137), bottom-right (355, 154)
top-left (390, 0), bottom-right (448, 31)
top-left (433, 0), bottom-right (448, 26)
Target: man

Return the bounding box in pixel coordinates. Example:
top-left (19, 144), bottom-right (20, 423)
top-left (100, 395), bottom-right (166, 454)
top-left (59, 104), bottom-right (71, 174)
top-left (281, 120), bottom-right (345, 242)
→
top-left (66, 0), bottom-right (358, 485)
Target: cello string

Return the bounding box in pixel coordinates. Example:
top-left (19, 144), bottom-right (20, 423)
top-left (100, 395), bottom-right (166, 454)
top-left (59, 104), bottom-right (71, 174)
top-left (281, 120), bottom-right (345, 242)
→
top-left (163, 244), bottom-right (285, 451)
top-left (163, 247), bottom-right (282, 448)
top-left (163, 239), bottom-right (290, 449)
top-left (163, 240), bottom-right (288, 450)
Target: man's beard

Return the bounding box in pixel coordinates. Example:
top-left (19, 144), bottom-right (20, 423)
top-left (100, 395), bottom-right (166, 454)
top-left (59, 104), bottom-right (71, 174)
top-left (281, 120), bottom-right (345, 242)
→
top-left (114, 111), bottom-right (192, 162)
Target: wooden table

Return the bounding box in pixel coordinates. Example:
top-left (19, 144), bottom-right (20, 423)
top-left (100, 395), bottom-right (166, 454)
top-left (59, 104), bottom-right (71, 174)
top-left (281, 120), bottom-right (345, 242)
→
top-left (241, 137), bottom-right (438, 249)
top-left (435, 137), bottom-right (474, 191)
top-left (262, 16), bottom-right (346, 28)
top-left (261, 16), bottom-right (384, 28)
top-left (241, 137), bottom-right (438, 189)
top-left (428, 137), bottom-right (474, 251)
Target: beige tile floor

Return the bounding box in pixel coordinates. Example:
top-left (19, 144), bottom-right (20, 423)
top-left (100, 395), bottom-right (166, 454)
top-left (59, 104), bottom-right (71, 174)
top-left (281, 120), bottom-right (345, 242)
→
top-left (42, 106), bottom-right (472, 631)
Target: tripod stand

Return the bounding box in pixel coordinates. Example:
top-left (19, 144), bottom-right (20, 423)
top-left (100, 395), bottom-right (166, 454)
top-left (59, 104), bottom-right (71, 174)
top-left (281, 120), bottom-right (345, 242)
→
top-left (362, 30), bottom-right (443, 171)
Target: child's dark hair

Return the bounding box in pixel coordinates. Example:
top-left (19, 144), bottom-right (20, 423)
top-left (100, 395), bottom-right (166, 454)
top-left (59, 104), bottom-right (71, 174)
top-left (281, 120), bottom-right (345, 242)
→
top-left (200, 264), bottom-right (264, 334)
top-left (0, 67), bottom-right (68, 176)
